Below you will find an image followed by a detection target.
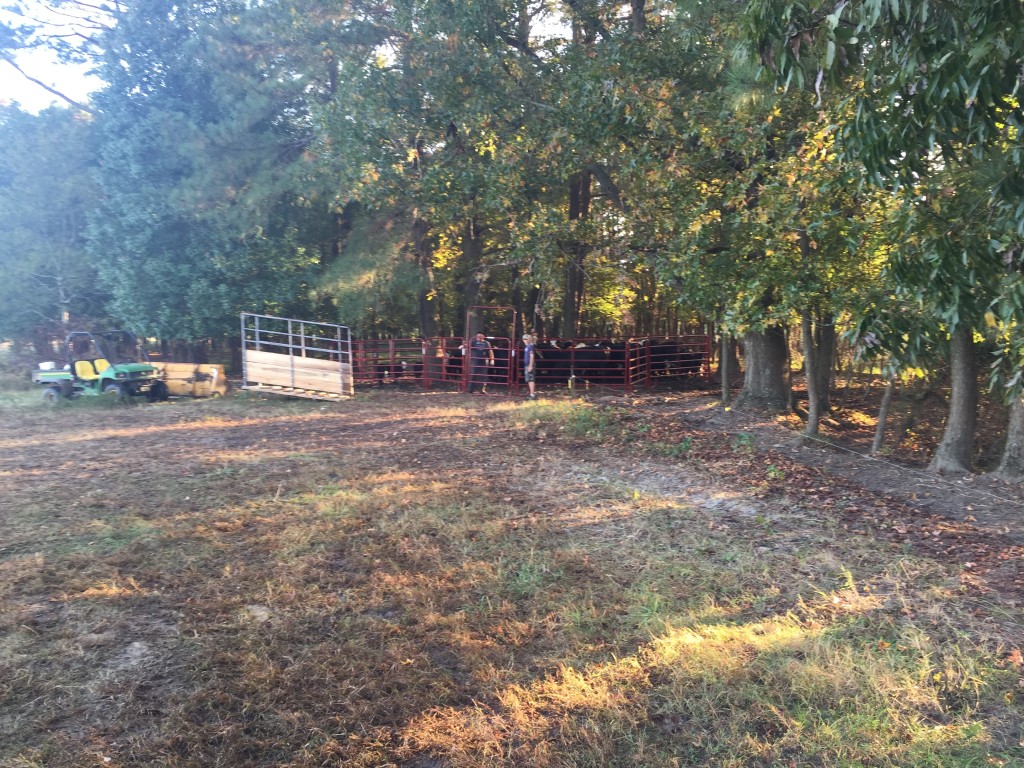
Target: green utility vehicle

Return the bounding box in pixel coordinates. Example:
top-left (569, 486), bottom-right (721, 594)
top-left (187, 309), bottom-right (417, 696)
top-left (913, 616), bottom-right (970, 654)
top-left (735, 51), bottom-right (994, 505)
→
top-left (32, 330), bottom-right (169, 403)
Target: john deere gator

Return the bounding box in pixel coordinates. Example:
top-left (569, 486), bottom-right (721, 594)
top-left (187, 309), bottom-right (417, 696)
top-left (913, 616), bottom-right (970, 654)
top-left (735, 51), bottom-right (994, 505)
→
top-left (33, 330), bottom-right (169, 403)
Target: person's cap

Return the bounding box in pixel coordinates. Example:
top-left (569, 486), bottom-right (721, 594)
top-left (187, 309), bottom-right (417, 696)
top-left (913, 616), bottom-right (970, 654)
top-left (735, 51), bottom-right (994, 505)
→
top-left (522, 334), bottom-right (531, 340)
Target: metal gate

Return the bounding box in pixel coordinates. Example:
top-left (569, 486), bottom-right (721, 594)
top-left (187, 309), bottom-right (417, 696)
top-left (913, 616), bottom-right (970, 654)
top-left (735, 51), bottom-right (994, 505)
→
top-left (641, 335), bottom-right (713, 385)
top-left (422, 337), bottom-right (465, 389)
top-left (531, 335), bottom-right (713, 392)
top-left (353, 338), bottom-right (426, 385)
top-left (239, 313), bottom-right (710, 400)
top-left (240, 313), bottom-right (354, 399)
top-left (464, 306), bottom-right (518, 395)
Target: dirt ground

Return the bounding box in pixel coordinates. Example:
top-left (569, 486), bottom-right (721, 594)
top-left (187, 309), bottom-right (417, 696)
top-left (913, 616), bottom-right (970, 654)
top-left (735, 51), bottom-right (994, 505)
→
top-left (2, 385), bottom-right (1023, 766)
top-left (3, 384), bottom-right (1021, 573)
top-left (649, 391), bottom-right (1024, 545)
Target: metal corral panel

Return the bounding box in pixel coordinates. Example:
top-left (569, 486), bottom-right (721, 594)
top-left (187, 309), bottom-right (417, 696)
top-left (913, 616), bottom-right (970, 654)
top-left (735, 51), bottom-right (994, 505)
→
top-left (241, 313), bottom-right (354, 400)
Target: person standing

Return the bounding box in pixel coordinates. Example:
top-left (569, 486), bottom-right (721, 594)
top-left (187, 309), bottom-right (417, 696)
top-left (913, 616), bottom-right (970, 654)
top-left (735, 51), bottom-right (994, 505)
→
top-left (522, 333), bottom-right (538, 400)
top-left (463, 332), bottom-right (494, 393)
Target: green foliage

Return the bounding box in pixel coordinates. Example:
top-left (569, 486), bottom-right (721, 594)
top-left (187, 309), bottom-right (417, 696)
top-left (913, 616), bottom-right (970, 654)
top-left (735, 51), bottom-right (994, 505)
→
top-left (746, 0), bottom-right (1024, 400)
top-left (87, 0), bottom-right (329, 340)
top-left (0, 106), bottom-right (104, 340)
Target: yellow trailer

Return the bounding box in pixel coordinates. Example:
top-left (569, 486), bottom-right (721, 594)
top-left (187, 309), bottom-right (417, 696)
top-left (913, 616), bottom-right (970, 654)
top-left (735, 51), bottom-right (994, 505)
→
top-left (150, 362), bottom-right (230, 398)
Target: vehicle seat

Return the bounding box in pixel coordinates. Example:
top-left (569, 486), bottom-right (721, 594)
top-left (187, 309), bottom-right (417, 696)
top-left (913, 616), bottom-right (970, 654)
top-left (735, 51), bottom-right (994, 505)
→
top-left (73, 359), bottom-right (110, 380)
top-left (74, 360), bottom-right (99, 380)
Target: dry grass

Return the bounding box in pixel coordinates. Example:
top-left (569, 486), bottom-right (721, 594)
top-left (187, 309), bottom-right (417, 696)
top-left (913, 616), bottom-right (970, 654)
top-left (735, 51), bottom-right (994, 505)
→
top-left (0, 390), bottom-right (1021, 767)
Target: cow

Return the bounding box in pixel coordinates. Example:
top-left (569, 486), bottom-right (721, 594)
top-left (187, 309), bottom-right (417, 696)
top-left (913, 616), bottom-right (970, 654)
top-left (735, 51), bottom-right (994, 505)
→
top-left (646, 338), bottom-right (708, 384)
top-left (533, 339), bottom-right (621, 386)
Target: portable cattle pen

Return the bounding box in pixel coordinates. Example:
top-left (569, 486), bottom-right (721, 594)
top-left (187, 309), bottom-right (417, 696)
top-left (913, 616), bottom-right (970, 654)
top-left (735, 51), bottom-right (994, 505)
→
top-left (241, 314), bottom-right (354, 400)
top-left (240, 312), bottom-right (711, 401)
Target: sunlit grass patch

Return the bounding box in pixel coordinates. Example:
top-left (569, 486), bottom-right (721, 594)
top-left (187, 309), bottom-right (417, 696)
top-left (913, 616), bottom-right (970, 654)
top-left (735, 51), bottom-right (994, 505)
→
top-left (509, 399), bottom-right (626, 440)
top-left (402, 613), bottom-right (1018, 767)
top-left (498, 550), bottom-right (564, 601)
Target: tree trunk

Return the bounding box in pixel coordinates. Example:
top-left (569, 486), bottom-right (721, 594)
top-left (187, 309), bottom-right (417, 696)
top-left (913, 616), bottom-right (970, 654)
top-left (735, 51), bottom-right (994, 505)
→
top-left (630, 0), bottom-right (646, 35)
top-left (560, 171), bottom-right (591, 338)
top-left (929, 327), bottom-right (978, 474)
top-left (525, 283), bottom-right (544, 338)
top-left (871, 375), bottom-right (896, 456)
top-left (720, 332), bottom-right (732, 406)
top-left (715, 333), bottom-right (740, 383)
top-left (412, 217), bottom-right (437, 338)
top-left (728, 337), bottom-right (741, 380)
top-left (997, 396), bottom-right (1024, 481)
top-left (458, 219), bottom-right (485, 325)
top-left (802, 310), bottom-right (822, 438)
top-left (813, 312), bottom-right (835, 412)
top-left (737, 326), bottom-right (790, 411)
top-left (561, 251), bottom-right (584, 337)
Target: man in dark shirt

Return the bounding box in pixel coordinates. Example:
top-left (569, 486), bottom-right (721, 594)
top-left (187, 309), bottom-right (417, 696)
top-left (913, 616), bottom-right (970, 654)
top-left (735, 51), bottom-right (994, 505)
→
top-left (464, 332), bottom-right (494, 393)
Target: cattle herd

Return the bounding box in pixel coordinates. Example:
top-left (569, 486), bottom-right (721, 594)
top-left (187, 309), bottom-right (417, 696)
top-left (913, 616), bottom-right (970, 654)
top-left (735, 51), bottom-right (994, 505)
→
top-left (353, 335), bottom-right (711, 392)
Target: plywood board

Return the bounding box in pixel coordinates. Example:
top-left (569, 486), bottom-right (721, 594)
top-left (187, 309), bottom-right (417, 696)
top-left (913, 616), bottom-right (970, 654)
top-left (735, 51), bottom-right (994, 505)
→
top-left (244, 349), bottom-right (352, 397)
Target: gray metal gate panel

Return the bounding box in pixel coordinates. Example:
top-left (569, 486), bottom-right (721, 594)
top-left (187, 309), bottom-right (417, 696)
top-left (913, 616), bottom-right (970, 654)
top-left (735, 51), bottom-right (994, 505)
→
top-left (241, 313), bottom-right (354, 399)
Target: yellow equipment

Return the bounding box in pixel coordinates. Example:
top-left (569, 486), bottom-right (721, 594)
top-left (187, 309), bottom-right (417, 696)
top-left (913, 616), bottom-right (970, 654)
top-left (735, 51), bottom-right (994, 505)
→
top-left (150, 362), bottom-right (230, 398)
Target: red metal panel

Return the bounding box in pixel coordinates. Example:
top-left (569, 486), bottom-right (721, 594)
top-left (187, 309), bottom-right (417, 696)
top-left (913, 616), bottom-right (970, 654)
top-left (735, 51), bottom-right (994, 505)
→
top-left (346, 333), bottom-right (712, 394)
top-left (353, 338), bottom-right (427, 384)
top-left (421, 337), bottom-right (465, 389)
top-left (646, 335), bottom-right (712, 382)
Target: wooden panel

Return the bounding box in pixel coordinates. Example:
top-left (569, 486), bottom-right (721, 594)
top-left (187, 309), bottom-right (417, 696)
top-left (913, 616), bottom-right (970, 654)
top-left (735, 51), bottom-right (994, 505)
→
top-left (246, 349), bottom-right (347, 371)
top-left (245, 349), bottom-right (352, 396)
top-left (246, 386), bottom-right (345, 400)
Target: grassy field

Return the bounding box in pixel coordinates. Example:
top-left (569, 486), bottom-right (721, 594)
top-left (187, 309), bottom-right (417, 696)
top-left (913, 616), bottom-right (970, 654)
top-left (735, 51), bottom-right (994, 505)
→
top-left (0, 390), bottom-right (1022, 767)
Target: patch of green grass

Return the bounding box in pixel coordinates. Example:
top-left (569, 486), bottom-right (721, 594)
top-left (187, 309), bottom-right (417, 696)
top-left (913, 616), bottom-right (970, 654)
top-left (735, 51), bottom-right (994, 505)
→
top-left (651, 435), bottom-right (694, 458)
top-left (731, 431), bottom-right (756, 453)
top-left (500, 550), bottom-right (563, 600)
top-left (511, 400), bottom-right (623, 440)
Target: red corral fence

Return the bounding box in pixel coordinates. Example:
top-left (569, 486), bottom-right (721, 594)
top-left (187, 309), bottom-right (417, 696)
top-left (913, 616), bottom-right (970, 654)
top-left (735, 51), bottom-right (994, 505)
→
top-left (241, 313), bottom-right (712, 400)
top-left (352, 334), bottom-right (712, 394)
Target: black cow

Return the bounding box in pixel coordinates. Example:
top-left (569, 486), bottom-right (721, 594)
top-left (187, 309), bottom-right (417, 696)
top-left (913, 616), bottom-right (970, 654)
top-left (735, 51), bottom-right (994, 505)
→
top-left (573, 342), bottom-right (612, 381)
top-left (532, 340), bottom-right (620, 385)
top-left (647, 339), bottom-right (707, 383)
top-left (648, 339), bottom-right (681, 377)
top-left (678, 347), bottom-right (706, 377)
top-left (443, 346), bottom-right (465, 382)
top-left (535, 340), bottom-right (572, 384)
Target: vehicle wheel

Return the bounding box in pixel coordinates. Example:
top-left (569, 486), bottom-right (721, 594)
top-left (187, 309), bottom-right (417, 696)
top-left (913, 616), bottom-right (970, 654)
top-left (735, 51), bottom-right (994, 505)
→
top-left (147, 381), bottom-right (169, 402)
top-left (103, 382), bottom-right (125, 398)
top-left (42, 386), bottom-right (62, 404)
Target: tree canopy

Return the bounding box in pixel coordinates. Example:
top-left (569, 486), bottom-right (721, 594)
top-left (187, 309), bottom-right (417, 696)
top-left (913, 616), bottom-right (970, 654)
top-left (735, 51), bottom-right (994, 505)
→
top-left (0, 0), bottom-right (1019, 424)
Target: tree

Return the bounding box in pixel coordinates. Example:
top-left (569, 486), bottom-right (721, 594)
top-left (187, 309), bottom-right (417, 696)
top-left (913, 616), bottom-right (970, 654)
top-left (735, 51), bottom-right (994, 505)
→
top-left (88, 0), bottom-right (328, 340)
top-left (746, 0), bottom-right (1024, 468)
top-left (998, 398), bottom-right (1024, 481)
top-left (0, 104), bottom-right (103, 346)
